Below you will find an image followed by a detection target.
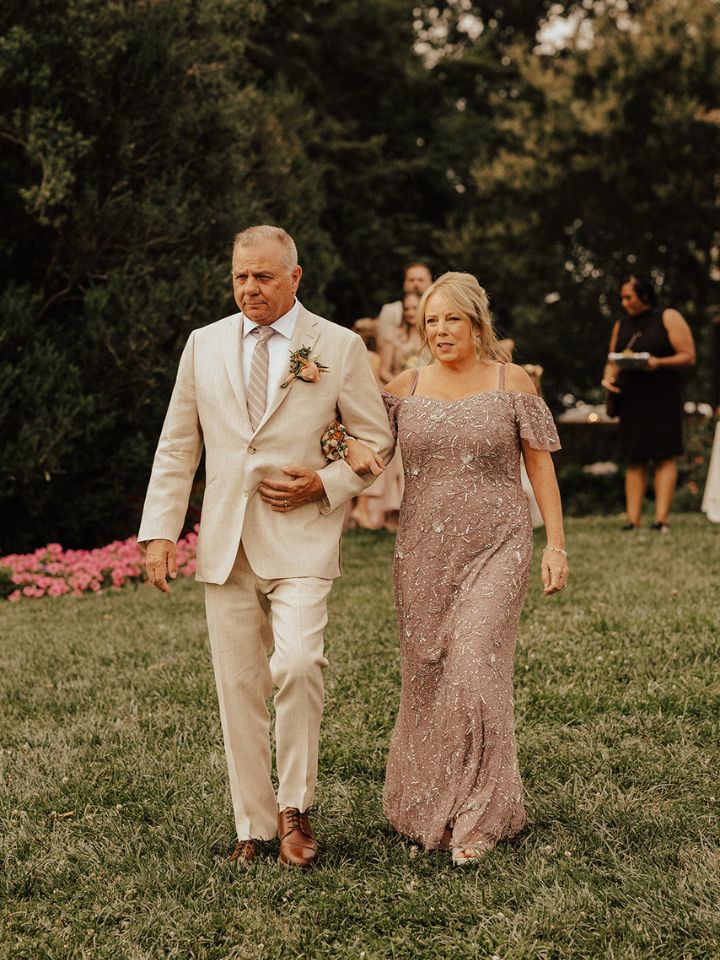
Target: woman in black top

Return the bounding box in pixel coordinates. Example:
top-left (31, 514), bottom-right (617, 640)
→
top-left (602, 275), bottom-right (695, 532)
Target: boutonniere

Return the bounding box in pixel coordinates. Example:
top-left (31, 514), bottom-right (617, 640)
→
top-left (280, 345), bottom-right (329, 388)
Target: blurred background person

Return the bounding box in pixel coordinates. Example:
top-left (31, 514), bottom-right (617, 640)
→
top-left (379, 292), bottom-right (423, 383)
top-left (352, 317), bottom-right (382, 382)
top-left (349, 316), bottom-right (390, 530)
top-left (377, 262), bottom-right (432, 346)
top-left (602, 274), bottom-right (696, 532)
top-left (358, 291), bottom-right (426, 532)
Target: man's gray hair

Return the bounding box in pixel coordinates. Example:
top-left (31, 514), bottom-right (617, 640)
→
top-left (232, 225), bottom-right (299, 274)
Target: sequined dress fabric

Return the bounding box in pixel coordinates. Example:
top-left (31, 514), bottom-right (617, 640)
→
top-left (381, 380), bottom-right (560, 850)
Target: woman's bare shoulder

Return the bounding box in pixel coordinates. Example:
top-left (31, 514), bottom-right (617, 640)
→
top-left (662, 307), bottom-right (688, 327)
top-left (504, 362), bottom-right (538, 396)
top-left (383, 368), bottom-right (417, 398)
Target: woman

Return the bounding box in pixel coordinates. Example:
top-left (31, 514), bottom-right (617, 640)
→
top-left (379, 291), bottom-right (424, 383)
top-left (354, 294), bottom-right (422, 531)
top-left (347, 272), bottom-right (568, 864)
top-left (602, 275), bottom-right (695, 532)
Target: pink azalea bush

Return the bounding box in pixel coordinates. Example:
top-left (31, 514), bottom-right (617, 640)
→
top-left (0, 527), bottom-right (198, 602)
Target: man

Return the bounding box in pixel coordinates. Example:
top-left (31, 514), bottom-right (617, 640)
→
top-left (376, 261), bottom-right (432, 346)
top-left (139, 226), bottom-right (393, 868)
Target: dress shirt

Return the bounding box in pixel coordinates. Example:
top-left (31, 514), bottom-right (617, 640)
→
top-left (241, 299), bottom-right (300, 404)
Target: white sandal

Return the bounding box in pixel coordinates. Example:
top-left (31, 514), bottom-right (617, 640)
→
top-left (451, 846), bottom-right (489, 865)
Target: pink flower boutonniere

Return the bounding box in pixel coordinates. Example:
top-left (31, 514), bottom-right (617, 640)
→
top-left (280, 346), bottom-right (330, 388)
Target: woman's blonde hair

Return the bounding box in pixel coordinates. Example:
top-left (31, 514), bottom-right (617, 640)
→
top-left (416, 272), bottom-right (510, 362)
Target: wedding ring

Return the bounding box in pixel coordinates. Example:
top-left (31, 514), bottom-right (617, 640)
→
top-left (284, 499), bottom-right (289, 507)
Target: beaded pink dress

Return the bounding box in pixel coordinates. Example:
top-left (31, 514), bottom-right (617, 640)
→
top-left (382, 364), bottom-right (561, 851)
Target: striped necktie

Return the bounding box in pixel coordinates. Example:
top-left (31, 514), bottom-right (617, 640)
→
top-left (246, 325), bottom-right (276, 430)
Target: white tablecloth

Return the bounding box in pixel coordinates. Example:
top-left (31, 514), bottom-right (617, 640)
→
top-left (701, 420), bottom-right (720, 523)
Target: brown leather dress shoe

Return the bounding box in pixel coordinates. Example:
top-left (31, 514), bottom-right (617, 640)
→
top-left (277, 808), bottom-right (318, 868)
top-left (227, 839), bottom-right (257, 864)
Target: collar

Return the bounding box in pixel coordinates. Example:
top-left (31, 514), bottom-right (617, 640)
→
top-left (242, 299), bottom-right (300, 340)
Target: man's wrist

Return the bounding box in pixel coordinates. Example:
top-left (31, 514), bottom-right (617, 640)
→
top-left (313, 470), bottom-right (330, 508)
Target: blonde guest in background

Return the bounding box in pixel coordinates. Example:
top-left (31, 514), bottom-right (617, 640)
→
top-left (380, 292), bottom-right (424, 384)
top-left (347, 272), bottom-right (568, 865)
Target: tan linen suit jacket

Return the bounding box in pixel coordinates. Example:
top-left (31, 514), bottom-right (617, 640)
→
top-left (138, 305), bottom-right (394, 583)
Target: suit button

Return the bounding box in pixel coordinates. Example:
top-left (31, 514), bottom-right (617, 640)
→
top-left (247, 445), bottom-right (256, 454)
top-left (243, 489), bottom-right (248, 497)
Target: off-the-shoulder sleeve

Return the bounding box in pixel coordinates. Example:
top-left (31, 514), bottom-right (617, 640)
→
top-left (512, 393), bottom-right (561, 452)
top-left (381, 391), bottom-right (401, 440)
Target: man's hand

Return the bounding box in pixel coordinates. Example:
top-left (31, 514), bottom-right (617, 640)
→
top-left (145, 538), bottom-right (177, 593)
top-left (259, 466), bottom-right (325, 512)
top-left (346, 438), bottom-right (385, 477)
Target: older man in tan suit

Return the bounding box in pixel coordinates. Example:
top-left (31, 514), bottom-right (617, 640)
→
top-left (139, 225), bottom-right (393, 867)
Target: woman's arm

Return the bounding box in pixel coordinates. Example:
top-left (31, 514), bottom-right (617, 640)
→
top-left (344, 368), bottom-right (416, 475)
top-left (504, 364), bottom-right (568, 596)
top-left (522, 444), bottom-right (569, 596)
top-left (602, 320), bottom-right (621, 392)
top-left (647, 309), bottom-right (696, 370)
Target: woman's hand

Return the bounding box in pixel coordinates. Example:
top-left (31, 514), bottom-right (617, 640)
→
top-left (645, 355), bottom-right (660, 370)
top-left (601, 360), bottom-right (620, 393)
top-left (542, 549), bottom-right (569, 596)
top-left (346, 438), bottom-right (385, 476)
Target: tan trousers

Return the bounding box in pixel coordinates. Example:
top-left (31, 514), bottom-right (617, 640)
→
top-left (204, 544), bottom-right (332, 841)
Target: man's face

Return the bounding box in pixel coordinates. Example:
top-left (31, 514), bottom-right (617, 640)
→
top-left (232, 241), bottom-right (302, 325)
top-left (403, 266), bottom-right (432, 295)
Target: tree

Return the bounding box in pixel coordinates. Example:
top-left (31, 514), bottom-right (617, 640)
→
top-left (0, 0), bottom-right (331, 550)
top-left (434, 0), bottom-right (720, 401)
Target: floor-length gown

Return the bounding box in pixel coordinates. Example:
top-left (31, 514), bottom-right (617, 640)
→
top-left (382, 364), bottom-right (561, 850)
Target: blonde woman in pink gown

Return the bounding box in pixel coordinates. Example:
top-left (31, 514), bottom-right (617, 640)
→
top-left (348, 273), bottom-right (569, 864)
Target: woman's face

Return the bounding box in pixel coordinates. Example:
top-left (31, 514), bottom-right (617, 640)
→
top-left (424, 291), bottom-right (475, 365)
top-left (620, 282), bottom-right (648, 316)
top-left (403, 293), bottom-right (419, 326)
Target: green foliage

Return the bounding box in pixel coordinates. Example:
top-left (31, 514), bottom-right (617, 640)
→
top-left (436, 0), bottom-right (720, 400)
top-left (676, 414), bottom-right (717, 511)
top-left (0, 566), bottom-right (15, 599)
top-left (2, 0), bottom-right (719, 550)
top-left (556, 463), bottom-right (624, 516)
top-left (0, 0), bottom-right (333, 550)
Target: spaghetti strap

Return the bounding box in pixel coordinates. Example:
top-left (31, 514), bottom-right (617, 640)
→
top-left (497, 362), bottom-right (506, 391)
top-left (409, 368), bottom-right (421, 396)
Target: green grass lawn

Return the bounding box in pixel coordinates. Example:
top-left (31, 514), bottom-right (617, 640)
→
top-left (1, 515), bottom-right (719, 959)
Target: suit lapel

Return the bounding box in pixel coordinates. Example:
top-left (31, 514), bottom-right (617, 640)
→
top-left (257, 307), bottom-right (321, 431)
top-left (222, 313), bottom-right (252, 429)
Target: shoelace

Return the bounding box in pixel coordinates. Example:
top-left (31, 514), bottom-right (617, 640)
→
top-left (229, 839), bottom-right (254, 860)
top-left (281, 808), bottom-right (305, 836)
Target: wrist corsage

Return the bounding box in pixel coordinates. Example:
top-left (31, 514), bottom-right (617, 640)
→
top-left (321, 420), bottom-right (349, 461)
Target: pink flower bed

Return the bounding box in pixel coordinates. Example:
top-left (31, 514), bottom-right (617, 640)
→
top-left (0, 527), bottom-right (198, 602)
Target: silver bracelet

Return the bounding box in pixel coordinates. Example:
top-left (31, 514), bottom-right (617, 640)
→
top-left (543, 546), bottom-right (568, 557)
